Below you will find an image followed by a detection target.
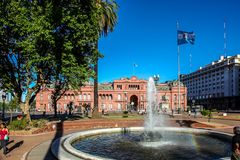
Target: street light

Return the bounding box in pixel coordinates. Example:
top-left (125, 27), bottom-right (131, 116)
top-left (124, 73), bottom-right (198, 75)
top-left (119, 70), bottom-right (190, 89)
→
top-left (131, 101), bottom-right (134, 111)
top-left (153, 75), bottom-right (160, 85)
top-left (124, 92), bottom-right (127, 111)
top-left (2, 94), bottom-right (6, 121)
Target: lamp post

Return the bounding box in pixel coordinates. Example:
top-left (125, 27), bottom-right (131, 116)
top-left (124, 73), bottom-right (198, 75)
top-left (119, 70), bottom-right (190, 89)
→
top-left (153, 75), bottom-right (160, 85)
top-left (2, 94), bottom-right (6, 121)
top-left (131, 101), bottom-right (134, 111)
top-left (124, 92), bottom-right (127, 111)
top-left (192, 99), bottom-right (196, 118)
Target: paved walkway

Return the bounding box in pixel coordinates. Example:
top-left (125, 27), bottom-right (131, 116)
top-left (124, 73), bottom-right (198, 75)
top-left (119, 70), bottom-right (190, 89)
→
top-left (0, 116), bottom-right (239, 160)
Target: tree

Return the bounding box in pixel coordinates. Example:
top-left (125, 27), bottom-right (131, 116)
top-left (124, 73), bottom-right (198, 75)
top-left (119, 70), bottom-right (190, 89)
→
top-left (0, 0), bottom-right (108, 122)
top-left (0, 0), bottom-right (55, 122)
top-left (93, 0), bottom-right (118, 117)
top-left (47, 0), bottom-right (101, 117)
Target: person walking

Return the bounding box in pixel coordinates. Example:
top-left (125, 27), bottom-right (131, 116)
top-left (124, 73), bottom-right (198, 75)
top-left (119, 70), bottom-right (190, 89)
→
top-left (0, 123), bottom-right (9, 155)
top-left (232, 126), bottom-right (240, 160)
top-left (188, 110), bottom-right (191, 117)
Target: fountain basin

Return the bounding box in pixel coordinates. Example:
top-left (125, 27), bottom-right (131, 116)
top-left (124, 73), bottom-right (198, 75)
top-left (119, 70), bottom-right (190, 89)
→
top-left (51, 127), bottom-right (232, 160)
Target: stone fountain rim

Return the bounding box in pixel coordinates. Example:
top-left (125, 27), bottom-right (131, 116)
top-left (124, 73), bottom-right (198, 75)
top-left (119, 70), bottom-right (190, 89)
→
top-left (51, 127), bottom-right (232, 160)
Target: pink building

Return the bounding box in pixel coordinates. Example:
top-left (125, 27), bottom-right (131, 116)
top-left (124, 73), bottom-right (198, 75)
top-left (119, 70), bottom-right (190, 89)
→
top-left (36, 76), bottom-right (187, 112)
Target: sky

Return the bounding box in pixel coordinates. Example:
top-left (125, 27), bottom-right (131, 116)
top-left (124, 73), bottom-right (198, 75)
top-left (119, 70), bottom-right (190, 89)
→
top-left (98, 0), bottom-right (240, 83)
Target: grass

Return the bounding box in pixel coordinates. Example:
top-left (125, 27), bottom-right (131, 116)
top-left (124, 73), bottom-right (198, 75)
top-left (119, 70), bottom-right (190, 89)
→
top-left (213, 115), bottom-right (240, 120)
top-left (102, 113), bottom-right (144, 120)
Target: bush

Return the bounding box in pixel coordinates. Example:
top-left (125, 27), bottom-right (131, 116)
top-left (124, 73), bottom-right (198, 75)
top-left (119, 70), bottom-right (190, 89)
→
top-left (31, 119), bottom-right (47, 128)
top-left (9, 118), bottom-right (28, 130)
top-left (201, 109), bottom-right (210, 116)
top-left (122, 111), bottom-right (128, 118)
top-left (9, 118), bottom-right (48, 130)
top-left (123, 111), bottom-right (128, 114)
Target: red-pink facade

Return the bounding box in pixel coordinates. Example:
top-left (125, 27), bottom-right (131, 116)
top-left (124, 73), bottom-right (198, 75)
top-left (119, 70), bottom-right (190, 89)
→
top-left (36, 76), bottom-right (187, 112)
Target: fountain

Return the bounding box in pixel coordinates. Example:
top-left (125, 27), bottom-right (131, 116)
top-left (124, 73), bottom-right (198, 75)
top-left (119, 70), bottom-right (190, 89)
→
top-left (143, 77), bottom-right (162, 142)
top-left (145, 77), bottom-right (158, 131)
top-left (51, 77), bottom-right (232, 160)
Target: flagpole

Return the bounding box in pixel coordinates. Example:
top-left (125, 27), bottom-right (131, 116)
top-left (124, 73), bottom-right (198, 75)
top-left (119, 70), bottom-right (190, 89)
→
top-left (189, 47), bottom-right (192, 73)
top-left (177, 21), bottom-right (181, 113)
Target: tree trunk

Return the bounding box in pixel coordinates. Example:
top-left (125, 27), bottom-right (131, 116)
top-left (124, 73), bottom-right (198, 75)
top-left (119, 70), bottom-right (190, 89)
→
top-left (20, 102), bottom-right (31, 122)
top-left (93, 57), bottom-right (101, 118)
top-left (53, 99), bottom-right (58, 118)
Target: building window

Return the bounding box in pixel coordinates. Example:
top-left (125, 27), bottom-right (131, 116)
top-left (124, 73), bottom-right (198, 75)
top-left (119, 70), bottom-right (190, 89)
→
top-left (182, 94), bottom-right (185, 100)
top-left (109, 104), bottom-right (112, 110)
top-left (141, 95), bottom-right (144, 101)
top-left (117, 85), bottom-right (122, 90)
top-left (83, 94), bottom-right (86, 101)
top-left (88, 94), bottom-right (91, 100)
top-left (166, 96), bottom-right (169, 100)
top-left (64, 104), bottom-right (67, 110)
top-left (48, 95), bottom-right (51, 100)
top-left (174, 95), bottom-right (177, 101)
top-left (102, 104), bottom-right (106, 110)
top-left (64, 95), bottom-right (67, 100)
top-left (109, 95), bottom-right (112, 100)
top-left (40, 94), bottom-right (43, 101)
top-left (118, 103), bottom-right (122, 110)
top-left (118, 94), bottom-right (121, 100)
top-left (79, 94), bottom-right (82, 100)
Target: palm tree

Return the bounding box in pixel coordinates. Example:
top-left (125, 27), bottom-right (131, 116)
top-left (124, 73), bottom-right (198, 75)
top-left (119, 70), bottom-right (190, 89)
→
top-left (93, 0), bottom-right (118, 117)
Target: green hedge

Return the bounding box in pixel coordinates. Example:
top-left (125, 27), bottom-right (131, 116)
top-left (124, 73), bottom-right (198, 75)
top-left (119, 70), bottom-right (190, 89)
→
top-left (122, 111), bottom-right (128, 118)
top-left (201, 109), bottom-right (212, 117)
top-left (9, 118), bottom-right (47, 130)
top-left (9, 118), bottom-right (28, 130)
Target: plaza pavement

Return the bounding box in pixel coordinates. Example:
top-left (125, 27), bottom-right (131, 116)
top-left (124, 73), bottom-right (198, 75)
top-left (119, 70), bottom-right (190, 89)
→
top-left (0, 115), bottom-right (239, 160)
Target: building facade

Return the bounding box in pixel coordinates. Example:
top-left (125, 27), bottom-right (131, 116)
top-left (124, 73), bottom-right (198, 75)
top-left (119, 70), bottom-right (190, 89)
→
top-left (36, 76), bottom-right (187, 112)
top-left (181, 55), bottom-right (240, 110)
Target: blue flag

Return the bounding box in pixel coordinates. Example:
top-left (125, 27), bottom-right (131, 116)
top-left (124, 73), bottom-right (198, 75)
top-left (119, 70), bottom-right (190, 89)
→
top-left (177, 30), bottom-right (195, 45)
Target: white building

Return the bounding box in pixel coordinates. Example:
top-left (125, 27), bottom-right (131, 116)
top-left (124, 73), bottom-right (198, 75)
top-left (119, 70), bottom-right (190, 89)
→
top-left (181, 55), bottom-right (240, 110)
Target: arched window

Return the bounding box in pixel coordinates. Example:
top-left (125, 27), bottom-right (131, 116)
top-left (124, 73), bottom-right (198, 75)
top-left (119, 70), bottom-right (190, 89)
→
top-left (109, 104), bottom-right (112, 110)
top-left (79, 94), bottom-right (82, 100)
top-left (83, 94), bottom-right (86, 100)
top-left (40, 94), bottom-right (43, 101)
top-left (64, 104), bottom-right (67, 110)
top-left (118, 94), bottom-right (121, 100)
top-left (174, 94), bottom-right (177, 101)
top-left (118, 103), bottom-right (122, 110)
top-left (88, 94), bottom-right (91, 100)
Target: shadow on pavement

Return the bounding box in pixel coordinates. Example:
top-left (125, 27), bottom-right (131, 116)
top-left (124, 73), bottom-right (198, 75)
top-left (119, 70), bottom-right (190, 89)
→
top-left (43, 120), bottom-right (63, 160)
top-left (8, 140), bottom-right (24, 153)
top-left (7, 140), bottom-right (14, 146)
